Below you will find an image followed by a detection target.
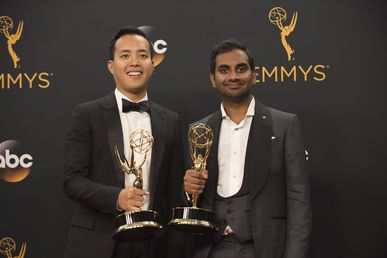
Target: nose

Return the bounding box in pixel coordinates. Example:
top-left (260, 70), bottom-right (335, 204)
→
top-left (228, 70), bottom-right (239, 81)
top-left (129, 55), bottom-right (140, 67)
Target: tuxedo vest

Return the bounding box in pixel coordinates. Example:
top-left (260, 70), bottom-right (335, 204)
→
top-left (213, 166), bottom-right (252, 241)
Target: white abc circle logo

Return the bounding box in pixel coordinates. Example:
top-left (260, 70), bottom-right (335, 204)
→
top-left (0, 149), bottom-right (33, 168)
top-left (153, 39), bottom-right (167, 54)
top-left (0, 140), bottom-right (33, 183)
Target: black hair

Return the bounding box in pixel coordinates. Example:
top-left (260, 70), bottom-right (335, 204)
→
top-left (109, 26), bottom-right (153, 60)
top-left (210, 39), bottom-right (255, 74)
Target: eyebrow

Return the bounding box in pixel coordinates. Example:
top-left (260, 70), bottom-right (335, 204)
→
top-left (217, 64), bottom-right (230, 69)
top-left (119, 49), bottom-right (149, 54)
top-left (217, 62), bottom-right (248, 69)
top-left (236, 62), bottom-right (249, 67)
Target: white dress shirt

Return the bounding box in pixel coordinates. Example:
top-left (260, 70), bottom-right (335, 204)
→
top-left (115, 88), bottom-right (152, 210)
top-left (217, 98), bottom-right (255, 198)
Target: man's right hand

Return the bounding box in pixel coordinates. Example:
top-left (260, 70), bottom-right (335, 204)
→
top-left (117, 187), bottom-right (149, 212)
top-left (184, 169), bottom-right (208, 195)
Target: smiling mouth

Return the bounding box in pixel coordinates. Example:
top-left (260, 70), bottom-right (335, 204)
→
top-left (226, 82), bottom-right (244, 88)
top-left (127, 71), bottom-right (143, 77)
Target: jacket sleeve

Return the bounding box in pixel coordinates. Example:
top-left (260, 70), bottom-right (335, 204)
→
top-left (63, 104), bottom-right (121, 216)
top-left (284, 115), bottom-right (312, 258)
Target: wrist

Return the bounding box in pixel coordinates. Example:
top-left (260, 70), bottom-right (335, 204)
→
top-left (116, 200), bottom-right (123, 212)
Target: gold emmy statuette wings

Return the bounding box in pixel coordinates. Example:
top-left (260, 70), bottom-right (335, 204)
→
top-left (4, 20), bottom-right (23, 68)
top-left (278, 11), bottom-right (297, 61)
top-left (0, 237), bottom-right (26, 258)
top-left (269, 7), bottom-right (298, 61)
top-left (114, 129), bottom-right (153, 190)
top-left (14, 242), bottom-right (26, 258)
top-left (188, 123), bottom-right (213, 207)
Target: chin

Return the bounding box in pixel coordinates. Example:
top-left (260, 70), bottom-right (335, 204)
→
top-left (125, 86), bottom-right (147, 94)
top-left (225, 92), bottom-right (250, 101)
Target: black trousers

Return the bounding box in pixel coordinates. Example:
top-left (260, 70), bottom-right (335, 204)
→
top-left (209, 234), bottom-right (257, 258)
top-left (112, 241), bottom-right (152, 258)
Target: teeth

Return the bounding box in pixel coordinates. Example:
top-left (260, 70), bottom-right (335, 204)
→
top-left (128, 71), bottom-right (142, 76)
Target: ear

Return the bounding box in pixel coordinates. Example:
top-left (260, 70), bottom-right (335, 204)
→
top-left (210, 73), bottom-right (216, 88)
top-left (107, 60), bottom-right (114, 75)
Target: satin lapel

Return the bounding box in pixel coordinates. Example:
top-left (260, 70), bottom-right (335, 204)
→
top-left (201, 111), bottom-right (222, 209)
top-left (101, 92), bottom-right (125, 188)
top-left (248, 101), bottom-right (273, 201)
top-left (148, 102), bottom-right (167, 208)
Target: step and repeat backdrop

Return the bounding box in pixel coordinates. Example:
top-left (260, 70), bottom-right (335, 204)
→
top-left (1, 0), bottom-right (386, 257)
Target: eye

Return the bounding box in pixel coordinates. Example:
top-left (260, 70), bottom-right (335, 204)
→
top-left (140, 53), bottom-right (149, 59)
top-left (218, 67), bottom-right (229, 74)
top-left (237, 65), bottom-right (248, 73)
top-left (120, 54), bottom-right (129, 59)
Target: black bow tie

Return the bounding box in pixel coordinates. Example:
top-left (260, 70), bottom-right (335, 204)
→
top-left (122, 99), bottom-right (150, 113)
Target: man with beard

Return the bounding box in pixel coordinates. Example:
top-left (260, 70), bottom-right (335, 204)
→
top-left (184, 39), bottom-right (312, 258)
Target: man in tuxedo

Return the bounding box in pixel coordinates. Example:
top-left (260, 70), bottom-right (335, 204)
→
top-left (64, 26), bottom-right (184, 258)
top-left (184, 39), bottom-right (312, 258)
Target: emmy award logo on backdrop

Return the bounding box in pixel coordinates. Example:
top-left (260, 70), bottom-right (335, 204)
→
top-left (0, 16), bottom-right (23, 69)
top-left (256, 7), bottom-right (329, 83)
top-left (269, 7), bottom-right (298, 61)
top-left (0, 16), bottom-right (53, 90)
top-left (0, 237), bottom-right (27, 258)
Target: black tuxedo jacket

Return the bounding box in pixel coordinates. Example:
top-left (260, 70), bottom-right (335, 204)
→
top-left (64, 92), bottom-right (185, 258)
top-left (188, 99), bottom-right (312, 258)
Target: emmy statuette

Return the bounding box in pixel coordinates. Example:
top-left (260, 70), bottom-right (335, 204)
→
top-left (168, 123), bottom-right (218, 233)
top-left (113, 129), bottom-right (163, 241)
top-left (268, 7), bottom-right (298, 61)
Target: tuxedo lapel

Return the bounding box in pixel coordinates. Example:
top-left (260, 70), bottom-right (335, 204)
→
top-left (248, 101), bottom-right (273, 200)
top-left (148, 101), bottom-right (167, 208)
top-left (101, 92), bottom-right (125, 188)
top-left (200, 101), bottom-right (273, 205)
top-left (201, 111), bottom-right (222, 209)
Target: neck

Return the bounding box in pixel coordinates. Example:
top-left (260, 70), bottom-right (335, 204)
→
top-left (222, 95), bottom-right (253, 124)
top-left (117, 88), bottom-right (147, 102)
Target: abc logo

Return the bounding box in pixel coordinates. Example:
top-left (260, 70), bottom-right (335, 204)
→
top-left (138, 26), bottom-right (167, 67)
top-left (153, 39), bottom-right (167, 54)
top-left (0, 149), bottom-right (33, 168)
top-left (0, 140), bottom-right (33, 183)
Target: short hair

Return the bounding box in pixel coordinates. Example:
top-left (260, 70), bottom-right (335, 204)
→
top-left (210, 39), bottom-right (255, 74)
top-left (109, 26), bottom-right (153, 60)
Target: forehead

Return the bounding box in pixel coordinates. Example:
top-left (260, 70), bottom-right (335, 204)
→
top-left (215, 49), bottom-right (249, 67)
top-left (114, 34), bottom-right (151, 52)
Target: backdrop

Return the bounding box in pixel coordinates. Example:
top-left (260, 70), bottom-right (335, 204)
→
top-left (0, 0), bottom-right (386, 257)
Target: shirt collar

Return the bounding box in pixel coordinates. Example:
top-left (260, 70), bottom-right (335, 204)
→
top-left (220, 97), bottom-right (255, 119)
top-left (115, 88), bottom-right (148, 113)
